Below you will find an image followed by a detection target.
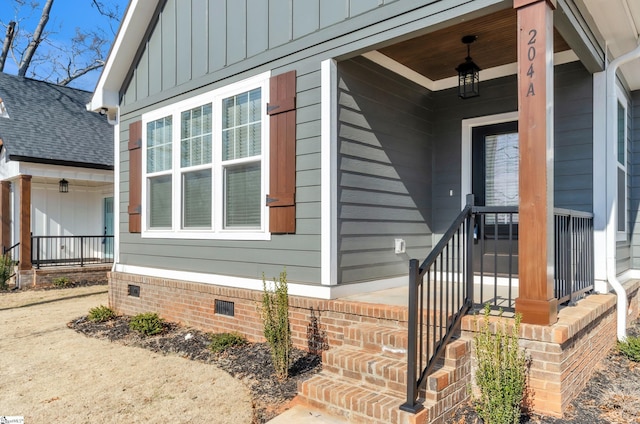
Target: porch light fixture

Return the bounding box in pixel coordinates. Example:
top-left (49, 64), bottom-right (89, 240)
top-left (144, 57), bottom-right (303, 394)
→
top-left (59, 179), bottom-right (69, 193)
top-left (456, 35), bottom-right (480, 99)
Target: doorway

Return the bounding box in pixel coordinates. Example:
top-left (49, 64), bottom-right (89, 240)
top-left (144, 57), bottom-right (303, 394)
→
top-left (471, 121), bottom-right (519, 277)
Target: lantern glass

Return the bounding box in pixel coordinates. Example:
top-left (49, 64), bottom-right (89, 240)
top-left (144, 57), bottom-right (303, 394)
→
top-left (59, 179), bottom-right (69, 193)
top-left (456, 61), bottom-right (480, 99)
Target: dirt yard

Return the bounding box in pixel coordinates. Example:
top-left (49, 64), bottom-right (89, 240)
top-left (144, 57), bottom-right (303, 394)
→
top-left (0, 285), bottom-right (253, 423)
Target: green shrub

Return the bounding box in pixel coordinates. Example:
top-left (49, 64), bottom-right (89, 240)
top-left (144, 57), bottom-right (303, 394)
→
top-left (87, 305), bottom-right (116, 323)
top-left (52, 276), bottom-right (71, 287)
top-left (209, 332), bottom-right (247, 353)
top-left (618, 336), bottom-right (640, 362)
top-left (473, 304), bottom-right (528, 424)
top-left (260, 270), bottom-right (291, 380)
top-left (0, 253), bottom-right (13, 290)
top-left (129, 312), bottom-right (164, 336)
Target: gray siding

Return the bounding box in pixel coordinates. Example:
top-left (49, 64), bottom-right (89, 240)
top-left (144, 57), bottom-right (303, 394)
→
top-left (431, 76), bottom-right (519, 234)
top-left (117, 0), bottom-right (501, 285)
top-left (630, 91), bottom-right (640, 269)
top-left (554, 62), bottom-right (593, 212)
top-left (336, 57), bottom-right (434, 284)
top-left (118, 65), bottom-right (322, 283)
top-left (431, 62), bottom-right (594, 235)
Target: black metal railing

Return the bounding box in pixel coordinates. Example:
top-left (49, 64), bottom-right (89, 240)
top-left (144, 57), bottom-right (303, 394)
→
top-left (474, 206), bottom-right (519, 309)
top-left (400, 204), bottom-right (475, 413)
top-left (31, 235), bottom-right (114, 268)
top-left (554, 208), bottom-right (594, 304)
top-left (3, 242), bottom-right (20, 264)
top-left (402, 203), bottom-right (594, 413)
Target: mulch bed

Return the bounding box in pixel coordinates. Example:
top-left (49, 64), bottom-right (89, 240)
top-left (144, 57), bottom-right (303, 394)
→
top-left (447, 317), bottom-right (640, 424)
top-left (68, 315), bottom-right (321, 423)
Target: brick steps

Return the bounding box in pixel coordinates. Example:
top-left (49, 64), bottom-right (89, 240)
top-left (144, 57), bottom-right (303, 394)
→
top-left (297, 321), bottom-right (472, 424)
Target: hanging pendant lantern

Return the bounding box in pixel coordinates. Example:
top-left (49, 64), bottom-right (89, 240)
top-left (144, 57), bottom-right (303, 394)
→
top-left (456, 35), bottom-right (480, 99)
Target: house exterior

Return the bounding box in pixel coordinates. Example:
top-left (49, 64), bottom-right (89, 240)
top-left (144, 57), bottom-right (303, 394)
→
top-left (0, 73), bottom-right (114, 286)
top-left (90, 0), bottom-right (640, 422)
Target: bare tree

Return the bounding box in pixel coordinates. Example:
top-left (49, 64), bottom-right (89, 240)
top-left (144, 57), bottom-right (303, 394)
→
top-left (0, 0), bottom-right (122, 87)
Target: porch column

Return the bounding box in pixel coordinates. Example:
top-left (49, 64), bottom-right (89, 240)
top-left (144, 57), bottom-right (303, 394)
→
top-left (0, 181), bottom-right (10, 252)
top-left (18, 175), bottom-right (31, 270)
top-left (514, 0), bottom-right (558, 325)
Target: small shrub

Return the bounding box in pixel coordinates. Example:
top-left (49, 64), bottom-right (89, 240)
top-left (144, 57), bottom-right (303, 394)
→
top-left (473, 304), bottom-right (528, 424)
top-left (0, 253), bottom-right (12, 290)
top-left (52, 276), bottom-right (71, 288)
top-left (618, 336), bottom-right (640, 362)
top-left (129, 312), bottom-right (164, 336)
top-left (260, 269), bottom-right (291, 380)
top-left (87, 305), bottom-right (116, 323)
top-left (209, 332), bottom-right (247, 353)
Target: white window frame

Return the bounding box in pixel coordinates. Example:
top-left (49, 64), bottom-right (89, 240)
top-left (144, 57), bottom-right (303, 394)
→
top-left (615, 85), bottom-right (628, 241)
top-left (141, 71), bottom-right (271, 240)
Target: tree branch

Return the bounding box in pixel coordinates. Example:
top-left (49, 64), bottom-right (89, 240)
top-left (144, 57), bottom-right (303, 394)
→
top-left (0, 21), bottom-right (16, 72)
top-left (18, 0), bottom-right (54, 76)
top-left (57, 60), bottom-right (104, 86)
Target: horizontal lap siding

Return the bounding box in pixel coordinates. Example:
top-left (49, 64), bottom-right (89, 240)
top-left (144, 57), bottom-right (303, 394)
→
top-left (432, 76), bottom-right (518, 234)
top-left (337, 57), bottom-right (434, 284)
top-left (554, 62), bottom-right (593, 213)
top-left (118, 66), bottom-right (322, 284)
top-left (630, 91), bottom-right (640, 269)
top-left (432, 62), bottom-right (593, 236)
top-left (116, 0), bottom-right (513, 285)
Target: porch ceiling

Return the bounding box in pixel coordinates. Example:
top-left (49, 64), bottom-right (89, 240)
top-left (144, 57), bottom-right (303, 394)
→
top-left (372, 3), bottom-right (640, 91)
top-left (378, 8), bottom-right (570, 83)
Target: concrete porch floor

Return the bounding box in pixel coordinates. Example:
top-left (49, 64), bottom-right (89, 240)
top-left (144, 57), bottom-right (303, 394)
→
top-left (341, 278), bottom-right (519, 311)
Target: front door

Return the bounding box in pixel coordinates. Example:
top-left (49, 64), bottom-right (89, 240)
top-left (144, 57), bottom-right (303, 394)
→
top-left (472, 121), bottom-right (519, 276)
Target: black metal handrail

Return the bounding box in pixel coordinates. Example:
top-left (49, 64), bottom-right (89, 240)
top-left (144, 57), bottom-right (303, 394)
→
top-left (3, 242), bottom-right (20, 264)
top-left (31, 235), bottom-right (114, 268)
top-left (402, 203), bottom-right (594, 413)
top-left (400, 204), bottom-right (474, 413)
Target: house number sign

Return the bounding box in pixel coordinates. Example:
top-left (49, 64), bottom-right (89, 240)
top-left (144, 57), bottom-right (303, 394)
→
top-left (525, 29), bottom-right (537, 97)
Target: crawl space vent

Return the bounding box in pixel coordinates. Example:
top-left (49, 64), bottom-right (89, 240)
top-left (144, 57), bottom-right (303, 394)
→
top-left (215, 299), bottom-right (235, 317)
top-left (127, 284), bottom-right (140, 297)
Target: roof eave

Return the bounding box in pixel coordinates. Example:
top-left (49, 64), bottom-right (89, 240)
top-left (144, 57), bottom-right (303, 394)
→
top-left (89, 0), bottom-right (161, 113)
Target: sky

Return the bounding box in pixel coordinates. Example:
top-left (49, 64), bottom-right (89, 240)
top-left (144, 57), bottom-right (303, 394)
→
top-left (0, 0), bottom-right (129, 91)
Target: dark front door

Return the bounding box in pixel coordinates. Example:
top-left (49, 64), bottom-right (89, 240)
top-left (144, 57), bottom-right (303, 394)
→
top-left (472, 121), bottom-right (519, 277)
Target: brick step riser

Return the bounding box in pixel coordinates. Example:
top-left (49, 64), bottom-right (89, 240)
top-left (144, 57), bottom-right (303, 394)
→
top-left (299, 375), bottom-right (426, 424)
top-left (322, 348), bottom-right (408, 394)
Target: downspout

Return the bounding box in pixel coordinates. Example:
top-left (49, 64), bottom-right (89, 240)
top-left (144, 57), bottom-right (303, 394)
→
top-left (605, 37), bottom-right (640, 341)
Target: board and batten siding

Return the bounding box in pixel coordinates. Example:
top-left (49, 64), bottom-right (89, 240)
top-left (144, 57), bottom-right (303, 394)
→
top-left (336, 57), bottom-right (434, 284)
top-left (431, 62), bottom-right (593, 236)
top-left (117, 0), bottom-right (506, 285)
top-left (118, 65), bottom-right (323, 284)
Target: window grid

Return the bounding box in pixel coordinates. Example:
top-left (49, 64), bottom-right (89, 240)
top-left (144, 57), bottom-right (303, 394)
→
top-left (141, 73), bottom-right (269, 239)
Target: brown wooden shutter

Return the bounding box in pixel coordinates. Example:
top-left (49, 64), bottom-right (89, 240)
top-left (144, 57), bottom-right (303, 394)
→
top-left (128, 120), bottom-right (142, 233)
top-left (266, 71), bottom-right (296, 233)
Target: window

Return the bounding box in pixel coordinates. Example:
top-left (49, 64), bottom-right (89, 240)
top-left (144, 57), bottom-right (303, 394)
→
top-left (616, 90), bottom-right (628, 240)
top-left (141, 72), bottom-right (270, 239)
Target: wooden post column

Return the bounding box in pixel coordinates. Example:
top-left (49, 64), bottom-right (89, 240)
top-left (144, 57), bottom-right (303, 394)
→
top-left (0, 181), bottom-right (10, 252)
top-left (18, 175), bottom-right (32, 270)
top-left (514, 0), bottom-right (558, 325)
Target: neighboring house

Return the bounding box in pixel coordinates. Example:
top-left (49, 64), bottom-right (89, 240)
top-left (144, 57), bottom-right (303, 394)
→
top-left (0, 73), bottom-right (114, 286)
top-left (90, 0), bottom-right (640, 422)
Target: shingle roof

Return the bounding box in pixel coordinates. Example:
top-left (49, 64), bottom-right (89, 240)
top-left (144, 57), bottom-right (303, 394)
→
top-left (0, 72), bottom-right (113, 169)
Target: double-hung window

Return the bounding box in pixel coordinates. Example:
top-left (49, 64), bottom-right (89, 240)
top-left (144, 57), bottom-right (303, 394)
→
top-left (141, 72), bottom-right (270, 239)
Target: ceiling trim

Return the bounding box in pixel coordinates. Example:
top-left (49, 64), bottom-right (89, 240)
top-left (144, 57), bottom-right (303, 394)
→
top-left (363, 50), bottom-right (579, 91)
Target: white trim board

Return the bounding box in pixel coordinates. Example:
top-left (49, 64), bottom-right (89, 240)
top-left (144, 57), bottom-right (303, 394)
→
top-left (363, 50), bottom-right (578, 91)
top-left (460, 111), bottom-right (519, 209)
top-left (113, 264), bottom-right (407, 300)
